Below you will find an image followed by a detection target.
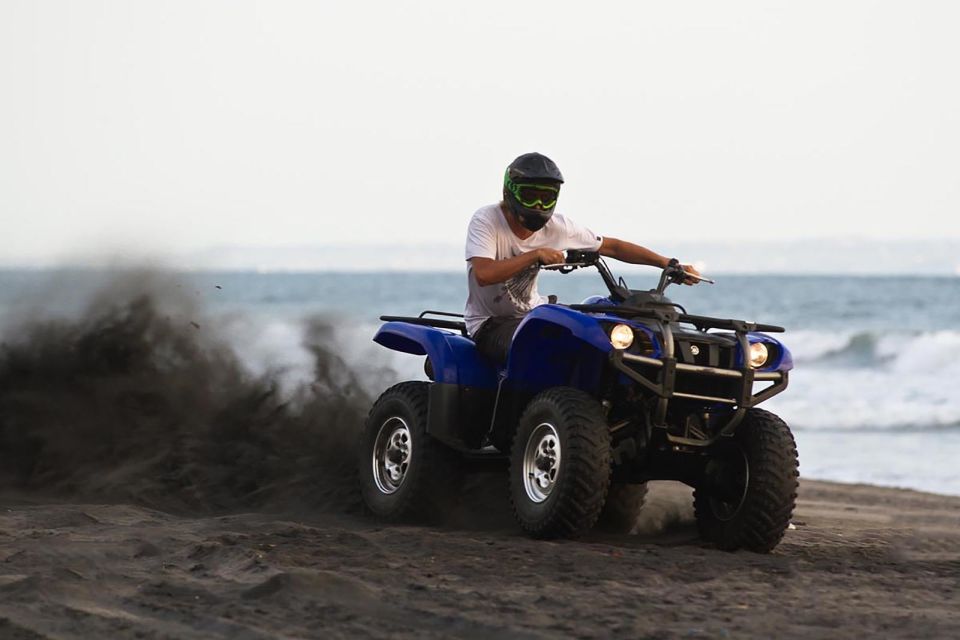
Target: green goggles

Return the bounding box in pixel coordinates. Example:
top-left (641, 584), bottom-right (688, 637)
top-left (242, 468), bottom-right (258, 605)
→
top-left (505, 174), bottom-right (560, 209)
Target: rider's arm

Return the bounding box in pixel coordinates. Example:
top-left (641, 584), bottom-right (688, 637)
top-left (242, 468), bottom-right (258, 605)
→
top-left (600, 237), bottom-right (701, 284)
top-left (599, 237), bottom-right (670, 268)
top-left (470, 248), bottom-right (563, 286)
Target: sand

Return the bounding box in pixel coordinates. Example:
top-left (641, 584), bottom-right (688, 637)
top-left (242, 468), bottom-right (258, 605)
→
top-left (1, 479), bottom-right (958, 639)
top-left (0, 289), bottom-right (956, 638)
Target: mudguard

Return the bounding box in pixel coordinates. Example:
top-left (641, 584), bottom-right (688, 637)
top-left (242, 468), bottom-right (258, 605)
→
top-left (373, 321), bottom-right (498, 389)
top-left (504, 305), bottom-right (614, 395)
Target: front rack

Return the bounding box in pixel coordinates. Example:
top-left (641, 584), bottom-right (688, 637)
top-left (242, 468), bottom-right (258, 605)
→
top-left (568, 304), bottom-right (785, 334)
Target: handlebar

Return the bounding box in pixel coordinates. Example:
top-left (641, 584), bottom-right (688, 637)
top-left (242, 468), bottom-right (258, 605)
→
top-left (685, 272), bottom-right (716, 284)
top-left (540, 250), bottom-right (601, 273)
top-left (542, 251), bottom-right (712, 283)
top-left (540, 250), bottom-right (714, 301)
top-left (657, 259), bottom-right (715, 292)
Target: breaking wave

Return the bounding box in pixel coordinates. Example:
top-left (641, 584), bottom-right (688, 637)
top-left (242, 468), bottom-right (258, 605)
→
top-left (766, 329), bottom-right (960, 432)
top-left (2, 270), bottom-right (958, 508)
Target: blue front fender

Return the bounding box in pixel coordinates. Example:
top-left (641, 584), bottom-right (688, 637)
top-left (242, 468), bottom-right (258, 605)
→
top-left (730, 332), bottom-right (794, 372)
top-left (505, 305), bottom-right (614, 394)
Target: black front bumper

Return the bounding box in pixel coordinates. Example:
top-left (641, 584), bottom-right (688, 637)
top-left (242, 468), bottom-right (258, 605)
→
top-left (609, 347), bottom-right (789, 447)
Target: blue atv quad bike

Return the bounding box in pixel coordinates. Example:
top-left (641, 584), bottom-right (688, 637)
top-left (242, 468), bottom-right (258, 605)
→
top-left (360, 252), bottom-right (799, 552)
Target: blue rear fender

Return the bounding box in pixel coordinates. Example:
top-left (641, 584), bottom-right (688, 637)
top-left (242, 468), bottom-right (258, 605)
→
top-left (373, 321), bottom-right (498, 388)
top-left (505, 305), bottom-right (615, 394)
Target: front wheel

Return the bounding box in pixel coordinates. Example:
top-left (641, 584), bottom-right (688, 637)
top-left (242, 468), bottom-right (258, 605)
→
top-left (694, 408), bottom-right (799, 552)
top-left (509, 387), bottom-right (611, 538)
top-left (359, 382), bottom-right (460, 521)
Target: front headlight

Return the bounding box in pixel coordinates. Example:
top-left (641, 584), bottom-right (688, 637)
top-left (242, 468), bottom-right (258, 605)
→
top-left (609, 324), bottom-right (634, 350)
top-left (748, 342), bottom-right (769, 368)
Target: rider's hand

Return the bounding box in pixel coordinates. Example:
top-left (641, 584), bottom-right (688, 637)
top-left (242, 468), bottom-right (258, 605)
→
top-left (536, 248), bottom-right (565, 266)
top-left (681, 263), bottom-right (701, 285)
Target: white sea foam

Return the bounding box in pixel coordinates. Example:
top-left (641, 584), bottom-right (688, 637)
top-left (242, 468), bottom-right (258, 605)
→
top-left (766, 329), bottom-right (960, 431)
top-left (218, 314), bottom-right (318, 396)
top-left (347, 323), bottom-right (960, 434)
top-left (219, 316), bottom-right (425, 399)
top-left (4, 270), bottom-right (958, 495)
top-left (786, 329), bottom-right (857, 362)
top-left (215, 312), bottom-right (960, 437)
top-left (792, 429), bottom-right (960, 496)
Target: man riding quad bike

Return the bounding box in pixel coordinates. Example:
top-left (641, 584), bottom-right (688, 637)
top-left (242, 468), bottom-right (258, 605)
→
top-left (360, 255), bottom-right (798, 552)
top-left (359, 154), bottom-right (799, 552)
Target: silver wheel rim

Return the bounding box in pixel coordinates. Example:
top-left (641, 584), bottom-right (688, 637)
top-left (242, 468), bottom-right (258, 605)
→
top-left (372, 417), bottom-right (412, 495)
top-left (522, 422), bottom-right (562, 503)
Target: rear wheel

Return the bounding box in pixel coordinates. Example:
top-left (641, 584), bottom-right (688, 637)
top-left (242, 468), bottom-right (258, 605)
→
top-left (509, 387), bottom-right (611, 538)
top-left (359, 382), bottom-right (460, 521)
top-left (694, 408), bottom-right (799, 552)
top-left (595, 482), bottom-right (649, 534)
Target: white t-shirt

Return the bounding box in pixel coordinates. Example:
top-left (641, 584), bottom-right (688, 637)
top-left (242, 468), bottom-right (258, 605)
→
top-left (463, 203), bottom-right (603, 336)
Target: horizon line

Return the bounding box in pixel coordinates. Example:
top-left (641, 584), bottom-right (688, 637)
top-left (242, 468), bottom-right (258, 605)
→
top-left (0, 265), bottom-right (957, 278)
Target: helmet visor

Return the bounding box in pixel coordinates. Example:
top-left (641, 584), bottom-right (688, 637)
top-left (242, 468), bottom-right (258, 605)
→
top-left (511, 183), bottom-right (560, 210)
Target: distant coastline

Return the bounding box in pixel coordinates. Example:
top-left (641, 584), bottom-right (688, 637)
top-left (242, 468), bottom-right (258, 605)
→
top-left (1, 237), bottom-right (958, 275)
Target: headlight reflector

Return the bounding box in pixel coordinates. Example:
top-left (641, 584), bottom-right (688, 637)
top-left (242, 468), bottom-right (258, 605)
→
top-left (748, 342), bottom-right (769, 368)
top-left (609, 324), bottom-right (634, 350)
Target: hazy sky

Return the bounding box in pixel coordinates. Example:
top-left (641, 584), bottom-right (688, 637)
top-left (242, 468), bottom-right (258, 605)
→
top-left (2, 1), bottom-right (958, 266)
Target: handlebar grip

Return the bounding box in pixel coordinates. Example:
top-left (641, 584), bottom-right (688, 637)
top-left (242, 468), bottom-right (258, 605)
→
top-left (565, 249), bottom-right (599, 264)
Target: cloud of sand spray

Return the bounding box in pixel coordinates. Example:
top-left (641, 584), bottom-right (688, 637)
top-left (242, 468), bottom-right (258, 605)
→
top-left (0, 269), bottom-right (693, 535)
top-left (0, 271), bottom-right (394, 514)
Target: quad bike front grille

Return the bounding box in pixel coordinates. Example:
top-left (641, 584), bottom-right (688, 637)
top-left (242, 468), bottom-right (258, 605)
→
top-left (673, 337), bottom-right (736, 368)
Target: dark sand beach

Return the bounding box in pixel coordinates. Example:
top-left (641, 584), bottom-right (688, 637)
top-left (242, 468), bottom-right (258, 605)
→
top-left (0, 292), bottom-right (957, 638)
top-left (2, 479), bottom-right (958, 639)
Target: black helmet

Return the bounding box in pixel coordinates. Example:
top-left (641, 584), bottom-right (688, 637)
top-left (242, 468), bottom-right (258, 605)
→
top-left (503, 152), bottom-right (564, 232)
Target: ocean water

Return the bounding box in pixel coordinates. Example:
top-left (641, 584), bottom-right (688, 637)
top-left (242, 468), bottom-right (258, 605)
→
top-left (2, 268), bottom-right (959, 496)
